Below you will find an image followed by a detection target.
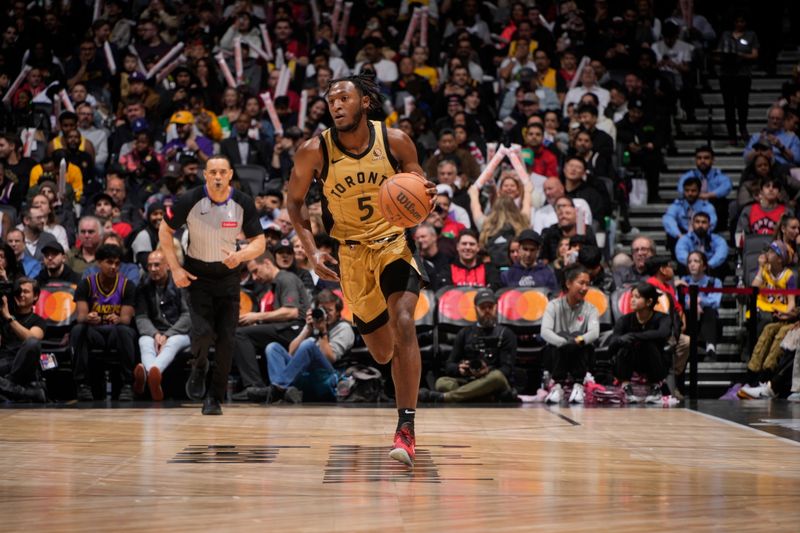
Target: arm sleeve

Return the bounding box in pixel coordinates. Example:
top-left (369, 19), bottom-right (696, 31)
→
top-left (240, 194), bottom-right (262, 239)
top-left (704, 201), bottom-right (719, 232)
top-left (675, 236), bottom-right (690, 265)
top-left (165, 289), bottom-right (192, 336)
top-left (662, 204), bottom-right (681, 238)
top-left (676, 171), bottom-right (690, 193)
top-left (788, 135), bottom-right (800, 164)
top-left (582, 304), bottom-right (600, 345)
top-left (540, 301), bottom-right (566, 347)
top-left (134, 287), bottom-right (158, 337)
top-left (709, 236), bottom-right (729, 268)
top-left (711, 172), bottom-right (732, 198)
top-left (704, 278), bottom-right (723, 309)
top-left (628, 312), bottom-right (672, 341)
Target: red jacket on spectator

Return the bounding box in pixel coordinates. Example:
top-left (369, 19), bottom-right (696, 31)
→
top-left (528, 146), bottom-right (559, 178)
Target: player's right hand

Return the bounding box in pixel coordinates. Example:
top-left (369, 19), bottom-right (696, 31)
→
top-left (311, 250), bottom-right (340, 282)
top-left (172, 267), bottom-right (197, 288)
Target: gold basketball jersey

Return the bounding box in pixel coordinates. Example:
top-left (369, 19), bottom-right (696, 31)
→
top-left (318, 120), bottom-right (401, 243)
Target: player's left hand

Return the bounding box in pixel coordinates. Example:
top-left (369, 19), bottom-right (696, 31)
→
top-left (221, 248), bottom-right (241, 269)
top-left (412, 172), bottom-right (437, 210)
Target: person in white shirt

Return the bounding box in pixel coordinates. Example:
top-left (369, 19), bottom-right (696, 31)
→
top-left (562, 65), bottom-right (610, 118)
top-left (355, 37), bottom-right (398, 85)
top-left (532, 177), bottom-right (592, 233)
top-left (652, 21), bottom-right (695, 120)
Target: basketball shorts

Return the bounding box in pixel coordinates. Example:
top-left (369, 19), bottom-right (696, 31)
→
top-left (338, 234), bottom-right (424, 335)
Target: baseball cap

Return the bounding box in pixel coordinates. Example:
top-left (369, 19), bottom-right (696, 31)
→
top-left (272, 238), bottom-right (293, 253)
top-left (629, 98), bottom-right (644, 110)
top-left (131, 117), bottom-right (150, 133)
top-left (41, 242), bottom-right (65, 255)
top-left (146, 201), bottom-right (165, 217)
top-left (129, 71), bottom-right (147, 82)
top-left (436, 184), bottom-right (454, 198)
top-left (164, 162), bottom-right (181, 178)
top-left (522, 92), bottom-right (539, 104)
top-left (93, 192), bottom-right (116, 207)
top-left (770, 240), bottom-right (789, 262)
top-left (518, 67), bottom-right (536, 81)
top-left (263, 223), bottom-right (282, 236)
top-left (474, 288), bottom-right (497, 306)
top-left (517, 229), bottom-right (543, 245)
top-left (171, 111), bottom-right (194, 125)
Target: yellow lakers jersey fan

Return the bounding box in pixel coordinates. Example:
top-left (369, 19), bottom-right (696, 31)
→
top-left (318, 120), bottom-right (401, 243)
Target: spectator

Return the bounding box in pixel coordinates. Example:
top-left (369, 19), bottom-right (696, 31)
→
top-left (77, 102), bottom-right (109, 173)
top-left (413, 223), bottom-right (452, 291)
top-left (105, 172), bottom-right (144, 228)
top-left (736, 177), bottom-right (792, 244)
top-left (744, 105), bottom-right (800, 166)
top-left (442, 229), bottom-right (501, 290)
top-left (610, 282), bottom-right (674, 404)
top-left (68, 216), bottom-right (103, 275)
top-left (129, 202), bottom-right (164, 268)
top-left (477, 195), bottom-right (530, 268)
top-left (91, 193), bottom-right (132, 240)
top-left (434, 160), bottom-right (471, 227)
top-left (0, 277), bottom-right (46, 402)
top-left (569, 129), bottom-right (615, 182)
top-left (523, 123), bottom-right (559, 179)
top-left (162, 111), bottom-right (213, 164)
top-left (663, 176), bottom-right (718, 250)
top-left (133, 250), bottom-right (191, 401)
top-left (532, 177), bottom-right (592, 234)
top-left (19, 207), bottom-right (59, 261)
top-left (355, 37), bottom-right (398, 85)
top-left (424, 129), bottom-right (481, 185)
top-left (752, 240), bottom-right (796, 338)
top-left (578, 244), bottom-right (616, 293)
top-left (220, 113), bottom-right (272, 168)
top-left (562, 156), bottom-right (610, 221)
top-left (419, 288), bottom-right (516, 403)
top-left (652, 21), bottom-right (695, 122)
top-left (232, 252), bottom-right (309, 402)
top-left (540, 265), bottom-right (600, 404)
top-left (563, 65), bottom-right (610, 117)
top-left (675, 212), bottom-right (728, 276)
top-left (265, 290), bottom-right (354, 404)
top-left (36, 242), bottom-right (81, 285)
top-left (83, 232), bottom-right (140, 285)
top-left (119, 130), bottom-right (165, 182)
top-left (578, 92), bottom-right (617, 145)
top-left (717, 13), bottom-right (759, 145)
top-left (541, 196), bottom-right (598, 262)
top-left (677, 146), bottom-right (732, 229)
top-left (5, 229), bottom-right (40, 278)
top-left (272, 238), bottom-right (314, 293)
top-left (29, 156), bottom-right (84, 203)
top-left (29, 193), bottom-right (69, 251)
top-left (771, 215), bottom-right (800, 266)
top-left (680, 251), bottom-right (722, 361)
top-left (47, 111), bottom-right (96, 160)
top-left (500, 229), bottom-right (559, 294)
top-left (71, 244), bottom-right (137, 401)
top-left (616, 98), bottom-right (661, 203)
top-left (576, 104), bottom-right (614, 159)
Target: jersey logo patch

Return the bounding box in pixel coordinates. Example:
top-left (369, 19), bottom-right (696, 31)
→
top-left (372, 148), bottom-right (383, 161)
top-left (221, 221), bottom-right (238, 228)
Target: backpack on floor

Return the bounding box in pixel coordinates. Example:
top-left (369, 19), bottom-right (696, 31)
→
top-left (336, 365), bottom-right (389, 403)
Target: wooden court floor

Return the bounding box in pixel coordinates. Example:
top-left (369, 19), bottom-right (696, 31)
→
top-left (1, 404), bottom-right (799, 532)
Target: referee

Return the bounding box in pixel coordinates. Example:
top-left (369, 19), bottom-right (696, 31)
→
top-left (159, 155), bottom-right (265, 415)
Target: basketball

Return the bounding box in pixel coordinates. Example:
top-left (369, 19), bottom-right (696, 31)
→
top-left (378, 173), bottom-right (431, 228)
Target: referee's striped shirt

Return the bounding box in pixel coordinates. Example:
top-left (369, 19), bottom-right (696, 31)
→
top-left (165, 186), bottom-right (262, 271)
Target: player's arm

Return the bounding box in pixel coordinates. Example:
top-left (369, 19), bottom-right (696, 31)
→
top-left (287, 138), bottom-right (340, 281)
top-left (386, 128), bottom-right (436, 208)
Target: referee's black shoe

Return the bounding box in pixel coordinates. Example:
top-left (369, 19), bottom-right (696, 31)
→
top-left (186, 360), bottom-right (209, 401)
top-left (202, 395), bottom-right (223, 415)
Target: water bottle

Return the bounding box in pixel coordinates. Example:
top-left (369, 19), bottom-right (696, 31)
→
top-left (622, 150), bottom-right (631, 167)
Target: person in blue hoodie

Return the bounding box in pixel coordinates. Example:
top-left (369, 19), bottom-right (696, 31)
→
top-left (677, 250), bottom-right (722, 361)
top-left (500, 229), bottom-right (559, 295)
top-left (675, 212), bottom-right (729, 278)
top-left (663, 176), bottom-right (717, 254)
top-left (676, 146), bottom-right (732, 232)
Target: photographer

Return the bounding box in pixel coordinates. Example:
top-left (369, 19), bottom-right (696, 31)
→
top-left (0, 277), bottom-right (47, 402)
top-left (419, 289), bottom-right (516, 403)
top-left (264, 290), bottom-right (354, 404)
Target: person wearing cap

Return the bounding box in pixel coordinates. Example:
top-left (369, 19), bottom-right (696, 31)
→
top-left (272, 238), bottom-right (315, 293)
top-left (36, 242), bottom-right (81, 285)
top-left (125, 71), bottom-right (161, 116)
top-left (130, 202), bottom-right (165, 268)
top-left (501, 229), bottom-right (559, 294)
top-left (675, 212), bottom-right (728, 275)
top-left (109, 99), bottom-right (146, 162)
top-left (616, 96), bottom-right (661, 203)
top-left (162, 111), bottom-right (213, 163)
top-left (419, 288), bottom-right (516, 404)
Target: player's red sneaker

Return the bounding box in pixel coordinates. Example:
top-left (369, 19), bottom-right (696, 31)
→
top-left (389, 423), bottom-right (415, 467)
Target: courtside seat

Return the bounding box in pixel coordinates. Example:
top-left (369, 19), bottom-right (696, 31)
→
top-left (35, 282), bottom-right (78, 400)
top-left (495, 287), bottom-right (550, 393)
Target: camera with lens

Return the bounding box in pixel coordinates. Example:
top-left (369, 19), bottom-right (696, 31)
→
top-left (0, 281), bottom-right (15, 313)
top-left (311, 307), bottom-right (327, 321)
top-left (468, 358), bottom-right (484, 372)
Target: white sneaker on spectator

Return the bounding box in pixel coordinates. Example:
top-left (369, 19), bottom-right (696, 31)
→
top-left (545, 384), bottom-right (563, 404)
top-left (660, 395), bottom-right (680, 407)
top-left (740, 382), bottom-right (774, 399)
top-left (787, 392), bottom-right (800, 402)
top-left (622, 383), bottom-right (641, 404)
top-left (532, 388), bottom-right (549, 402)
top-left (645, 384), bottom-right (663, 404)
top-left (569, 383), bottom-right (585, 404)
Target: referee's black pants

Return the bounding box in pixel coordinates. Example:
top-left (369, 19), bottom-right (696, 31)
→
top-left (187, 274), bottom-right (240, 401)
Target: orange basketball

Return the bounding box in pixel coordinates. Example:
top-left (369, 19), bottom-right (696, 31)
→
top-left (378, 173), bottom-right (431, 228)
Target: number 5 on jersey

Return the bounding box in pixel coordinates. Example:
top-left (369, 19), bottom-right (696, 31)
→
top-left (357, 195), bottom-right (374, 221)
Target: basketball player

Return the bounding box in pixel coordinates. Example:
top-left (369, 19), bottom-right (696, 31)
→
top-left (287, 74), bottom-right (435, 467)
top-left (159, 155), bottom-right (266, 415)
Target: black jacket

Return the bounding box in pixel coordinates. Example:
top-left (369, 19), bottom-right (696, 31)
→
top-left (220, 135), bottom-right (273, 168)
top-left (446, 324), bottom-right (516, 380)
top-left (134, 274), bottom-right (191, 337)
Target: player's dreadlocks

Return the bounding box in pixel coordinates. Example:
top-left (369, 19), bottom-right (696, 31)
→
top-left (326, 72), bottom-right (384, 113)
